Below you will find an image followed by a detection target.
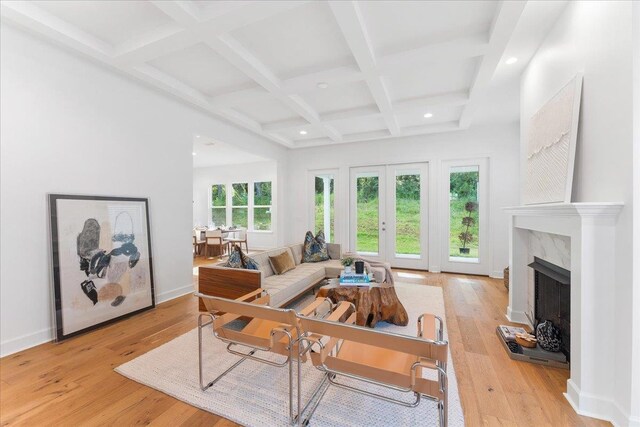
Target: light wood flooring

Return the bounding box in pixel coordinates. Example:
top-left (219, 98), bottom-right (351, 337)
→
top-left (0, 262), bottom-right (609, 426)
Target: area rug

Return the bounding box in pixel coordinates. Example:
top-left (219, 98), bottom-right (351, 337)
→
top-left (115, 283), bottom-right (465, 426)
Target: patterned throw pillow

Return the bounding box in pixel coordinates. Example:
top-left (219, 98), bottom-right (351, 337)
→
top-left (223, 245), bottom-right (259, 270)
top-left (302, 230), bottom-right (329, 263)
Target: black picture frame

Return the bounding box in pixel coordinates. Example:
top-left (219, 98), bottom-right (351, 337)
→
top-left (49, 194), bottom-right (155, 341)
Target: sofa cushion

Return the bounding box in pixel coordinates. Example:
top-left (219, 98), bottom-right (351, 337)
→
top-left (302, 231), bottom-right (330, 263)
top-left (263, 263), bottom-right (326, 307)
top-left (251, 252), bottom-right (275, 278)
top-left (327, 243), bottom-right (341, 260)
top-left (290, 244), bottom-right (303, 265)
top-left (269, 251), bottom-right (295, 275)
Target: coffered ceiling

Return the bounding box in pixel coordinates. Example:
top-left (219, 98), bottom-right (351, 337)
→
top-left (1, 1), bottom-right (558, 149)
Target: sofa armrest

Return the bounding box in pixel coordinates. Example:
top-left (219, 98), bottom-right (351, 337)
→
top-left (198, 265), bottom-right (262, 311)
top-left (327, 243), bottom-right (341, 260)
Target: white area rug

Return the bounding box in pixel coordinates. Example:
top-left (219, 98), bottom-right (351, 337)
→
top-left (115, 283), bottom-right (465, 426)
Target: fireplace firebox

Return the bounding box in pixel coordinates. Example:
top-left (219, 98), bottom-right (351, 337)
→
top-left (528, 257), bottom-right (571, 361)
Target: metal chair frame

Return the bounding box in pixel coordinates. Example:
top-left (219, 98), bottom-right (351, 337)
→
top-left (295, 312), bottom-right (449, 427)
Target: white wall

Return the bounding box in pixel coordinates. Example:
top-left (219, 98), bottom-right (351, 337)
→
top-left (285, 124), bottom-right (520, 277)
top-left (0, 25), bottom-right (286, 356)
top-left (193, 161), bottom-right (279, 249)
top-left (632, 2), bottom-right (640, 424)
top-left (521, 2), bottom-right (636, 425)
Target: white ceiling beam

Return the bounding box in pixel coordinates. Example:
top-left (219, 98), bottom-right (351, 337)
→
top-left (209, 35), bottom-right (486, 106)
top-left (0, 1), bottom-right (113, 59)
top-left (206, 34), bottom-right (343, 142)
top-left (458, 1), bottom-right (527, 129)
top-left (329, 1), bottom-right (401, 137)
top-left (262, 91), bottom-right (469, 133)
top-left (294, 120), bottom-right (460, 148)
top-left (115, 1), bottom-right (305, 65)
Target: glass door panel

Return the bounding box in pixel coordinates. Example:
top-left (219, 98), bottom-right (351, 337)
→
top-left (356, 173), bottom-right (380, 254)
top-left (449, 165), bottom-right (480, 262)
top-left (350, 167), bottom-right (385, 261)
top-left (387, 163), bottom-right (428, 269)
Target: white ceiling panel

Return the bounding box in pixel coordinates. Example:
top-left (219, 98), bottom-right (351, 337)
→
top-left (331, 115), bottom-right (388, 136)
top-left (231, 2), bottom-right (355, 79)
top-left (300, 81), bottom-right (375, 116)
top-left (359, 0), bottom-right (498, 56)
top-left (226, 93), bottom-right (298, 124)
top-left (2, 0), bottom-right (564, 148)
top-left (386, 58), bottom-right (480, 102)
top-left (396, 106), bottom-right (464, 129)
top-left (33, 0), bottom-right (175, 47)
top-left (148, 43), bottom-right (256, 96)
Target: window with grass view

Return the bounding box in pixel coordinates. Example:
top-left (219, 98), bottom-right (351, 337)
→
top-left (449, 166), bottom-right (479, 261)
top-left (231, 183), bottom-right (248, 228)
top-left (253, 181), bottom-right (272, 231)
top-left (395, 173), bottom-right (420, 256)
top-left (356, 174), bottom-right (379, 253)
top-left (314, 175), bottom-right (334, 242)
top-left (211, 184), bottom-right (226, 227)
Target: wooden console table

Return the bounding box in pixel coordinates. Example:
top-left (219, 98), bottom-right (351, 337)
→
top-left (316, 279), bottom-right (409, 327)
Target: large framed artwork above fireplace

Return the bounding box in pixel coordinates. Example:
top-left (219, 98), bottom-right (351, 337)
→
top-left (504, 203), bottom-right (623, 422)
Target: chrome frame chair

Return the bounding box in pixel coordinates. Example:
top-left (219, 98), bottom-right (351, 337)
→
top-left (195, 290), bottom-right (329, 425)
top-left (296, 307), bottom-right (448, 427)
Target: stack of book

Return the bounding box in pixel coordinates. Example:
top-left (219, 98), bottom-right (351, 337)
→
top-left (339, 273), bottom-right (370, 286)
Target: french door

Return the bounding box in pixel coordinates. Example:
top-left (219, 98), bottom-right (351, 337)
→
top-left (349, 163), bottom-right (428, 269)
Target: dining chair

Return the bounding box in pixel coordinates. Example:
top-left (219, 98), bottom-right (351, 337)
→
top-left (224, 228), bottom-right (248, 253)
top-left (193, 229), bottom-right (205, 257)
top-left (205, 229), bottom-right (228, 259)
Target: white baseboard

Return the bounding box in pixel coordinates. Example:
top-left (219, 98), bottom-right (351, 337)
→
top-left (0, 327), bottom-right (53, 358)
top-left (490, 270), bottom-right (505, 279)
top-left (429, 265), bottom-right (441, 273)
top-left (565, 379), bottom-right (639, 427)
top-left (1, 283), bottom-right (194, 358)
top-left (156, 283), bottom-right (195, 303)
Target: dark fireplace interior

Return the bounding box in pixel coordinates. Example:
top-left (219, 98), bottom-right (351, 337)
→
top-left (529, 257), bottom-right (571, 361)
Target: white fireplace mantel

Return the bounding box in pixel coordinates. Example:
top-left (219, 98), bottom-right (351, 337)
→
top-left (503, 202), bottom-right (624, 423)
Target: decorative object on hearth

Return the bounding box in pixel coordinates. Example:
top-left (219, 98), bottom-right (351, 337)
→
top-left (341, 256), bottom-right (354, 274)
top-left (48, 194), bottom-right (155, 341)
top-left (458, 201), bottom-right (477, 254)
top-left (302, 230), bottom-right (329, 262)
top-left (515, 332), bottom-right (538, 348)
top-left (536, 319), bottom-right (562, 352)
top-left (355, 260), bottom-right (365, 274)
top-left (523, 73), bottom-right (583, 204)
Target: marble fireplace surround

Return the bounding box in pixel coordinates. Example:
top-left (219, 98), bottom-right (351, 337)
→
top-left (504, 203), bottom-right (623, 422)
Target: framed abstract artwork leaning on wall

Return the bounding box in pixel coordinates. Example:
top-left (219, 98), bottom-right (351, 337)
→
top-left (523, 73), bottom-right (583, 205)
top-left (49, 194), bottom-right (155, 341)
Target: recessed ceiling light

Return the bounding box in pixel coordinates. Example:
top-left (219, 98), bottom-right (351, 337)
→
top-left (195, 135), bottom-right (200, 138)
top-left (300, 130), bottom-right (308, 135)
top-left (317, 82), bottom-right (329, 89)
top-left (192, 152), bottom-right (197, 156)
top-left (505, 57), bottom-right (518, 65)
top-left (423, 113), bottom-right (433, 118)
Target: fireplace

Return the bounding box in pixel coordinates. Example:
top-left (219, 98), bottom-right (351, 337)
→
top-left (528, 257), bottom-right (571, 361)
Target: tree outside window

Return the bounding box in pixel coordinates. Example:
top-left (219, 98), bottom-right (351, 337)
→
top-left (253, 181), bottom-right (272, 231)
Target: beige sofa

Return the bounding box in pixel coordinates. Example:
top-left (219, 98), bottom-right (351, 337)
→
top-left (198, 242), bottom-right (343, 308)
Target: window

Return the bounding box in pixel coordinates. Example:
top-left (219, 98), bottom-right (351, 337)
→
top-left (355, 173), bottom-right (379, 254)
top-left (231, 183), bottom-right (248, 228)
top-left (314, 174), bottom-right (335, 242)
top-left (210, 184), bottom-right (226, 227)
top-left (253, 181), bottom-right (272, 231)
top-left (449, 165), bottom-right (479, 261)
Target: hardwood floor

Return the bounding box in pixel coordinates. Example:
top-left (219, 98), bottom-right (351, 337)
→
top-left (0, 265), bottom-right (609, 426)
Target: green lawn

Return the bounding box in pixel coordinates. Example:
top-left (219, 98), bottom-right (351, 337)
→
top-left (313, 195), bottom-right (478, 258)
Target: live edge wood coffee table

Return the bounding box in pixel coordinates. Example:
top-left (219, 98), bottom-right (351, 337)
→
top-left (316, 279), bottom-right (409, 327)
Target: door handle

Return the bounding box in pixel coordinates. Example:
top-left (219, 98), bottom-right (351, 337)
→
top-left (382, 228), bottom-right (386, 231)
